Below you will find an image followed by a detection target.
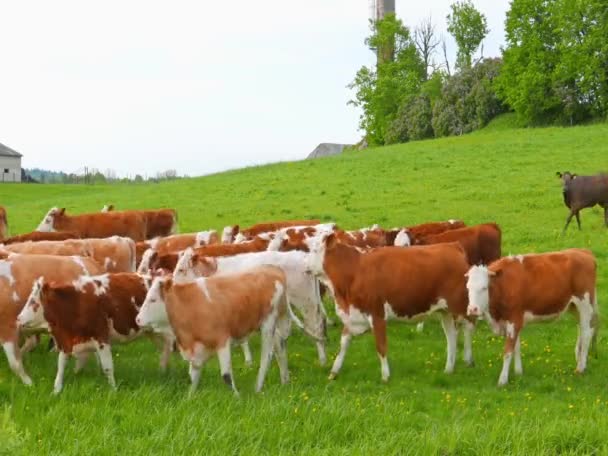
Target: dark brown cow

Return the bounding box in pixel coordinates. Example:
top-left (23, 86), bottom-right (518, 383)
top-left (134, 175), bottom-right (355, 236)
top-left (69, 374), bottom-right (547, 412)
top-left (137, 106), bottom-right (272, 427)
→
top-left (466, 249), bottom-right (597, 386)
top-left (17, 272), bottom-right (173, 393)
top-left (387, 220), bottom-right (466, 246)
top-left (2, 231), bottom-right (81, 245)
top-left (557, 172), bottom-right (608, 233)
top-left (222, 219), bottom-right (320, 243)
top-left (415, 223), bottom-right (501, 266)
top-left (307, 234), bottom-right (473, 381)
top-left (0, 207), bottom-right (8, 240)
top-left (37, 207), bottom-right (177, 241)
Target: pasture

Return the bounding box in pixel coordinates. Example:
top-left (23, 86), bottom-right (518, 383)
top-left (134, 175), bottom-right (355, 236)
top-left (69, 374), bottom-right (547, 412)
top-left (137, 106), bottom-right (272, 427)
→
top-left (2, 115), bottom-right (608, 454)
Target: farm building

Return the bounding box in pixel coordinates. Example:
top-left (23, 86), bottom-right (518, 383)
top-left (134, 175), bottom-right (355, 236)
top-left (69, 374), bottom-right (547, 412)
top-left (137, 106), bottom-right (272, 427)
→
top-left (0, 142), bottom-right (22, 182)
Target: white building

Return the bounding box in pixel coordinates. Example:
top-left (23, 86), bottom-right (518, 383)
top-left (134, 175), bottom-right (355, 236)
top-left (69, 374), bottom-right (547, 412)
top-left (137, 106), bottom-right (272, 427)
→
top-left (0, 143), bottom-right (22, 183)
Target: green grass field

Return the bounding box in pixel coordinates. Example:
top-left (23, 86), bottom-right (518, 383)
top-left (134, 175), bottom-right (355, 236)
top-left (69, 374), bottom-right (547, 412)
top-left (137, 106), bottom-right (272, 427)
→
top-left (2, 114), bottom-right (608, 454)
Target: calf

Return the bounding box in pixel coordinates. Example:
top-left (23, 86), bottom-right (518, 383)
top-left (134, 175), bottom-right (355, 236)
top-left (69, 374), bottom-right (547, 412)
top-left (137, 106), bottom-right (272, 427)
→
top-left (222, 219), bottom-right (320, 243)
top-left (415, 223), bottom-right (501, 266)
top-left (138, 236), bottom-right (271, 274)
top-left (466, 249), bottom-right (598, 386)
top-left (174, 248), bottom-right (328, 364)
top-left (136, 267), bottom-right (290, 394)
top-left (1, 231), bottom-right (81, 245)
top-left (4, 237), bottom-right (136, 273)
top-left (306, 234), bottom-right (473, 381)
top-left (388, 220), bottom-right (466, 246)
top-left (17, 272), bottom-right (173, 394)
top-left (557, 172), bottom-right (608, 233)
top-left (0, 253), bottom-right (103, 384)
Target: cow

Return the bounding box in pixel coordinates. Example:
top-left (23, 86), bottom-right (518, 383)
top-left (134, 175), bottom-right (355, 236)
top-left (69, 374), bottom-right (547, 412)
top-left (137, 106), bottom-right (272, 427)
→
top-left (388, 220), bottom-right (466, 246)
top-left (222, 219), bottom-right (320, 244)
top-left (3, 237), bottom-right (136, 273)
top-left (0, 253), bottom-right (103, 385)
top-left (466, 249), bottom-right (598, 386)
top-left (305, 233), bottom-right (473, 382)
top-left (556, 172), bottom-right (608, 233)
top-left (173, 248), bottom-right (328, 364)
top-left (138, 236), bottom-right (272, 274)
top-left (136, 267), bottom-right (291, 394)
top-left (266, 224), bottom-right (337, 252)
top-left (36, 207), bottom-right (177, 241)
top-left (414, 223), bottom-right (501, 266)
top-left (134, 231), bottom-right (219, 268)
top-left (1, 231), bottom-right (81, 245)
top-left (0, 206), bottom-right (8, 240)
top-left (101, 204), bottom-right (114, 212)
top-left (16, 272), bottom-right (174, 394)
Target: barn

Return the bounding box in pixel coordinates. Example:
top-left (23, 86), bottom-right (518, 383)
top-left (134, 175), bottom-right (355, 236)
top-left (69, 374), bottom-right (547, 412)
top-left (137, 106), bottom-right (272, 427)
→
top-left (0, 142), bottom-right (22, 183)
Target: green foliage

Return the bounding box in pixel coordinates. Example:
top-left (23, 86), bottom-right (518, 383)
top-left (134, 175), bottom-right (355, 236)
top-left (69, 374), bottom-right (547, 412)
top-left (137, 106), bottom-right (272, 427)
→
top-left (432, 58), bottom-right (505, 137)
top-left (497, 0), bottom-right (608, 126)
top-left (3, 122), bottom-right (608, 454)
top-left (349, 15), bottom-right (425, 145)
top-left (446, 0), bottom-right (489, 70)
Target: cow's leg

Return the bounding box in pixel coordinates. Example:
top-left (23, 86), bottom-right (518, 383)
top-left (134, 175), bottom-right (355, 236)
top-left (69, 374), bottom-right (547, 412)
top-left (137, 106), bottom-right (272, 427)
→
top-left (563, 211), bottom-right (575, 234)
top-left (371, 315), bottom-right (389, 382)
top-left (514, 336), bottom-right (523, 375)
top-left (604, 206), bottom-right (608, 227)
top-left (316, 341), bottom-right (327, 366)
top-left (498, 324), bottom-right (520, 386)
top-left (416, 322), bottom-right (424, 333)
top-left (440, 313), bottom-right (458, 374)
top-left (240, 340), bottom-right (253, 367)
top-left (20, 335), bottom-right (39, 354)
top-left (574, 293), bottom-right (594, 373)
top-left (96, 343), bottom-right (116, 390)
top-left (329, 327), bottom-right (352, 380)
top-left (255, 315), bottom-right (277, 393)
top-left (273, 333), bottom-right (290, 386)
top-left (218, 340), bottom-right (239, 395)
top-left (188, 343), bottom-right (211, 394)
top-left (462, 320), bottom-right (475, 367)
top-left (53, 351), bottom-right (69, 395)
top-left (74, 352), bottom-right (90, 374)
top-left (575, 211), bottom-right (582, 230)
top-left (159, 336), bottom-right (173, 372)
top-left (2, 337), bottom-right (32, 386)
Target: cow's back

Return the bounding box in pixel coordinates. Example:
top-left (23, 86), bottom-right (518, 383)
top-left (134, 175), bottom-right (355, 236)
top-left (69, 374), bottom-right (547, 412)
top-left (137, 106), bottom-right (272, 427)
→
top-left (2, 240), bottom-right (91, 257)
top-left (2, 231), bottom-right (80, 245)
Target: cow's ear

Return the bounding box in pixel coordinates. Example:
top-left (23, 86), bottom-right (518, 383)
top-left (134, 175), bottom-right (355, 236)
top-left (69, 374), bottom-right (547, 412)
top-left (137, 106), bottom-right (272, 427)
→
top-left (232, 225), bottom-right (240, 236)
top-left (162, 277), bottom-right (173, 291)
top-left (59, 208), bottom-right (66, 216)
top-left (572, 173), bottom-right (577, 179)
top-left (326, 233), bottom-right (338, 249)
top-left (556, 172), bottom-right (562, 178)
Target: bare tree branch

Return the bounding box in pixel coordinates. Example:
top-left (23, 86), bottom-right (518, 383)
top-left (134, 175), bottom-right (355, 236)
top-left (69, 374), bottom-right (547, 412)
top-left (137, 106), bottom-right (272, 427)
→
top-left (414, 16), bottom-right (441, 80)
top-left (441, 35), bottom-right (451, 77)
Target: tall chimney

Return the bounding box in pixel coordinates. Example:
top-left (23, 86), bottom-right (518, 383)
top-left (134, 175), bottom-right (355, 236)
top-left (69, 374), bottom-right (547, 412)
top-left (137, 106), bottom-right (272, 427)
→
top-left (376, 0), bottom-right (395, 20)
top-left (376, 0), bottom-right (396, 65)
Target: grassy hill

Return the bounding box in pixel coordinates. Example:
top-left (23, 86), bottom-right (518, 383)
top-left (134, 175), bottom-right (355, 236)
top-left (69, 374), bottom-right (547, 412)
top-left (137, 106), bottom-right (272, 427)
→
top-left (2, 115), bottom-right (608, 454)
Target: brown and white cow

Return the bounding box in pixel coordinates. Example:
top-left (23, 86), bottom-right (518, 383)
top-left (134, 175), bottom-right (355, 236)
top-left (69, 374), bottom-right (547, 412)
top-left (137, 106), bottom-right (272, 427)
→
top-left (37, 207), bottom-right (177, 241)
top-left (222, 219), bottom-right (320, 244)
top-left (0, 206), bottom-right (8, 240)
top-left (466, 249), bottom-right (598, 386)
top-left (306, 234), bottom-right (473, 381)
top-left (3, 237), bottom-right (136, 273)
top-left (389, 220), bottom-right (466, 246)
top-left (0, 253), bottom-right (103, 385)
top-left (2, 230), bottom-right (81, 245)
top-left (415, 223), bottom-right (501, 266)
top-left (136, 267), bottom-right (291, 394)
top-left (266, 224), bottom-right (337, 252)
top-left (135, 231), bottom-right (219, 267)
top-left (139, 236), bottom-right (272, 274)
top-left (17, 272), bottom-right (173, 393)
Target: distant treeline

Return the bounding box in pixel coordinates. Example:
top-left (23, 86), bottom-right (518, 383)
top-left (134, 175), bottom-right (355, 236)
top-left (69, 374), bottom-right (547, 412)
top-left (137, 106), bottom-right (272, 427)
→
top-left (25, 168), bottom-right (186, 184)
top-left (351, 0), bottom-right (608, 147)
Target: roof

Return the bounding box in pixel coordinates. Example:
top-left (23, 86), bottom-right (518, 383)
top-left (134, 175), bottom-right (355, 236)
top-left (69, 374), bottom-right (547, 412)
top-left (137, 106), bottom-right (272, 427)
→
top-left (0, 143), bottom-right (22, 158)
top-left (307, 143), bottom-right (351, 159)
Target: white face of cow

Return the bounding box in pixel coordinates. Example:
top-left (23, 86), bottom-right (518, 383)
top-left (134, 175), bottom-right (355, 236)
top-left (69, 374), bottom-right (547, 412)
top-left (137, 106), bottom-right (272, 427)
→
top-left (305, 233), bottom-right (329, 277)
top-left (221, 226), bottom-right (234, 244)
top-left (37, 207), bottom-right (59, 232)
top-left (394, 229), bottom-right (411, 247)
top-left (466, 265), bottom-right (493, 317)
top-left (173, 248), bottom-right (198, 281)
top-left (136, 277), bottom-right (169, 330)
top-left (17, 277), bottom-right (47, 330)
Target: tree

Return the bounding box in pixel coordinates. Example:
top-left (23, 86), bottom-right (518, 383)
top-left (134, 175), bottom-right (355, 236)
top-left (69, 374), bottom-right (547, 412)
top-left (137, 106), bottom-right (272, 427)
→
top-left (349, 14), bottom-right (425, 145)
top-left (414, 16), bottom-right (441, 80)
top-left (447, 1), bottom-right (489, 70)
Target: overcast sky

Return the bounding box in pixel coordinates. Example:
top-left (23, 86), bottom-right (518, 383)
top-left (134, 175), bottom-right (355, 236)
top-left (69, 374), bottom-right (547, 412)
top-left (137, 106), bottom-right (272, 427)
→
top-left (0, 0), bottom-right (509, 178)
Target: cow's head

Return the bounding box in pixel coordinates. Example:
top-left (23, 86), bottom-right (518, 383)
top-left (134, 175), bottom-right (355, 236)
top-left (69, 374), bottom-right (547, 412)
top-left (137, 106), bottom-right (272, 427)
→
top-left (101, 204), bottom-right (114, 212)
top-left (195, 230), bottom-right (218, 246)
top-left (305, 232), bottom-right (337, 277)
top-left (173, 248), bottom-right (217, 280)
top-left (556, 171), bottom-right (577, 184)
top-left (393, 228), bottom-right (411, 247)
top-left (465, 265), bottom-right (498, 317)
top-left (17, 277), bottom-right (48, 330)
top-left (221, 225), bottom-right (239, 244)
top-left (37, 207), bottom-right (65, 232)
top-left (137, 249), bottom-right (157, 274)
top-left (136, 276), bottom-right (172, 330)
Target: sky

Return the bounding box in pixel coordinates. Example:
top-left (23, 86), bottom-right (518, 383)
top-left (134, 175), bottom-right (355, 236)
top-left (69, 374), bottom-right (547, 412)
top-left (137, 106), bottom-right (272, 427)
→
top-left (0, 0), bottom-right (510, 178)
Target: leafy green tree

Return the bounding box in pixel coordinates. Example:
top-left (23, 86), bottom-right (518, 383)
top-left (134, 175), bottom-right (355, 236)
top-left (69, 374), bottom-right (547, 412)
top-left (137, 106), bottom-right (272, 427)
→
top-left (447, 1), bottom-right (489, 70)
top-left (349, 14), bottom-right (425, 145)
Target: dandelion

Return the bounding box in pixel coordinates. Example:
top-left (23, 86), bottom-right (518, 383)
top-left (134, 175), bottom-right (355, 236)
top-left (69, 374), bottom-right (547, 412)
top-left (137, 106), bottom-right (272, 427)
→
top-left (568, 404), bottom-right (574, 409)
